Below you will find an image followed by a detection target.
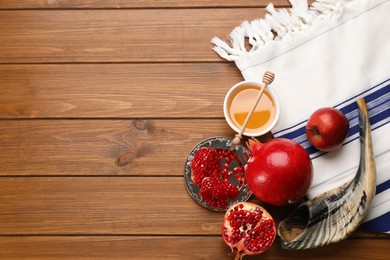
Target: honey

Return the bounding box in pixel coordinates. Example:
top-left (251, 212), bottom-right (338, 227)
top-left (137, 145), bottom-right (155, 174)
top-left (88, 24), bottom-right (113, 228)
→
top-left (227, 85), bottom-right (276, 134)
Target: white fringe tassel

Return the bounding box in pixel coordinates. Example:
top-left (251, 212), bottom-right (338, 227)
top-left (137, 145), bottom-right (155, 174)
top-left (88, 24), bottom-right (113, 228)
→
top-left (211, 0), bottom-right (364, 61)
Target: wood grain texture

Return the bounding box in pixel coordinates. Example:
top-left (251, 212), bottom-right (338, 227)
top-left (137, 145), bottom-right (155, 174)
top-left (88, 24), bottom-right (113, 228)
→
top-left (1, 0), bottom-right (388, 259)
top-left (0, 176), bottom-right (388, 238)
top-left (0, 9), bottom-right (264, 63)
top-left (0, 0), bottom-right (291, 9)
top-left (0, 236), bottom-right (388, 260)
top-left (0, 119), bottom-right (234, 175)
top-left (0, 64), bottom-right (242, 118)
top-left (0, 177), bottom-right (223, 235)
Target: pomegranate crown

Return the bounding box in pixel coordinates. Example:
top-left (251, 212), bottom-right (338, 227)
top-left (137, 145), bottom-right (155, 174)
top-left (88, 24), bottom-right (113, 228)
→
top-left (246, 138), bottom-right (263, 155)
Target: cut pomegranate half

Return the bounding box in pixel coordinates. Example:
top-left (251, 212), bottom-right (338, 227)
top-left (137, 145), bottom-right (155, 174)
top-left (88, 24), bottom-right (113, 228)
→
top-left (222, 202), bottom-right (276, 260)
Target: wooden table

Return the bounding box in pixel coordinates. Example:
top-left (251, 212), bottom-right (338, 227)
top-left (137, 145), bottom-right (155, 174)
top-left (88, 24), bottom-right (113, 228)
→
top-left (0, 1), bottom-right (388, 259)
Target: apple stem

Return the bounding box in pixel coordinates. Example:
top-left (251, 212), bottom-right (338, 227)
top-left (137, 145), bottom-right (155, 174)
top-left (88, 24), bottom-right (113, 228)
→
top-left (307, 127), bottom-right (320, 136)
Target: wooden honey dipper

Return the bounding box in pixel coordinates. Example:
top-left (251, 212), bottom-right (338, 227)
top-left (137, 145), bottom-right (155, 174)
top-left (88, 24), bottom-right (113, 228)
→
top-left (232, 71), bottom-right (275, 145)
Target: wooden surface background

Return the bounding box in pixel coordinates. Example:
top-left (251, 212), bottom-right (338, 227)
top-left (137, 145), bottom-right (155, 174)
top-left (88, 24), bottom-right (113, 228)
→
top-left (0, 1), bottom-right (389, 259)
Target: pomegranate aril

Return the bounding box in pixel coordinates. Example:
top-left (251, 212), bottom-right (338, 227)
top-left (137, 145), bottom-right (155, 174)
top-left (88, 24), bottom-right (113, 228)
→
top-left (214, 148), bottom-right (247, 187)
top-left (234, 167), bottom-right (243, 174)
top-left (199, 177), bottom-right (239, 209)
top-left (225, 156), bottom-right (232, 164)
top-left (190, 147), bottom-right (221, 186)
top-left (224, 227), bottom-right (244, 245)
top-left (244, 220), bottom-right (276, 252)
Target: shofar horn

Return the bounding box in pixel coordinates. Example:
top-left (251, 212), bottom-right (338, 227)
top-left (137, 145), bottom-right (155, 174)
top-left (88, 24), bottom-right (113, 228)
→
top-left (278, 98), bottom-right (376, 249)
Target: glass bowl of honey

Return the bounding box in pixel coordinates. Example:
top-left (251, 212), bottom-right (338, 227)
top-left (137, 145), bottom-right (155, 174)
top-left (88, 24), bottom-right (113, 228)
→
top-left (223, 81), bottom-right (280, 137)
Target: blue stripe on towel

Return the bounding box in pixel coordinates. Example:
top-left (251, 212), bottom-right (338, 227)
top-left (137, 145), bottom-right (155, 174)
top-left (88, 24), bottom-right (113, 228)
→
top-left (337, 80), bottom-right (390, 114)
top-left (274, 80), bottom-right (390, 158)
top-left (273, 78), bottom-right (390, 137)
top-left (273, 78), bottom-right (390, 139)
top-left (277, 126), bottom-right (306, 140)
top-left (377, 179), bottom-right (390, 195)
top-left (361, 211), bottom-right (390, 233)
top-left (335, 77), bottom-right (390, 108)
top-left (347, 106), bottom-right (390, 139)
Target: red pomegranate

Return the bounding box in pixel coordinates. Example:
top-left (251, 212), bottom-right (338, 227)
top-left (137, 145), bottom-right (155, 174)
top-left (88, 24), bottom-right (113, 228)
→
top-left (222, 202), bottom-right (276, 260)
top-left (245, 138), bottom-right (313, 206)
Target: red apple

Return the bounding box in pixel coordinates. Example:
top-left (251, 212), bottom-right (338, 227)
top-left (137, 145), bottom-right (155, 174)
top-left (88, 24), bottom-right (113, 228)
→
top-left (306, 107), bottom-right (349, 152)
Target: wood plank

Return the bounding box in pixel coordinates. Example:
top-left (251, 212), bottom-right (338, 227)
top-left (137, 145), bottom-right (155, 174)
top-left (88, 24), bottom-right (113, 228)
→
top-left (0, 64), bottom-right (242, 118)
top-left (0, 119), bottom-right (236, 176)
top-left (0, 177), bottom-right (226, 235)
top-left (0, 0), bottom-right (290, 9)
top-left (0, 9), bottom-right (264, 63)
top-left (0, 236), bottom-right (389, 260)
top-left (0, 176), bottom-right (387, 238)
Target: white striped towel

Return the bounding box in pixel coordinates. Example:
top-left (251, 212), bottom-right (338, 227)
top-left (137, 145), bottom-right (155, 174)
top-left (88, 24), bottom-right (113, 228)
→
top-left (212, 0), bottom-right (390, 233)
